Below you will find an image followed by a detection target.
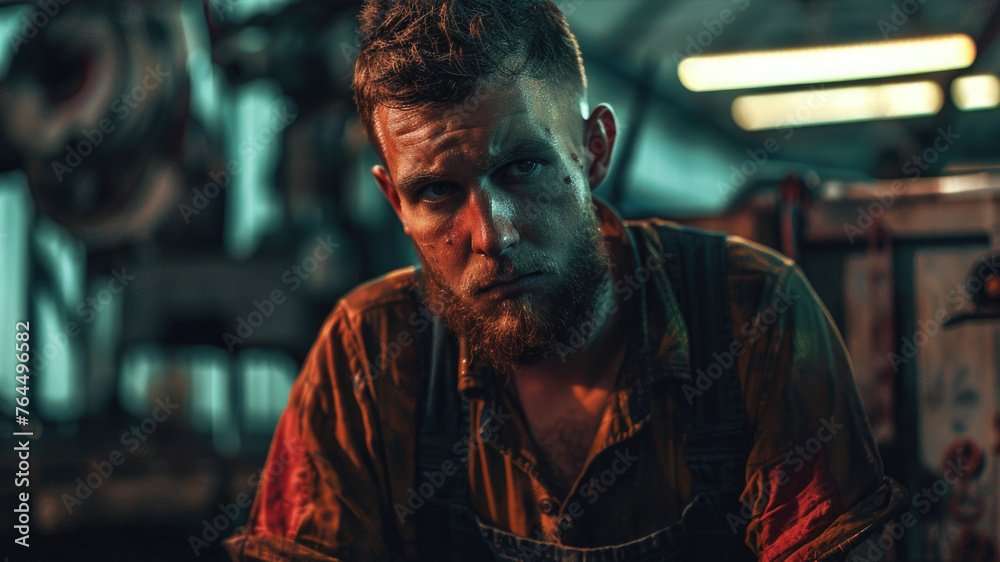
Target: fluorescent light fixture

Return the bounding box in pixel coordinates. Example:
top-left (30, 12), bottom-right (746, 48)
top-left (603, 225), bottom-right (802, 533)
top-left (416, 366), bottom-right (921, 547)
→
top-left (679, 34), bottom-right (976, 92)
top-left (938, 172), bottom-right (996, 194)
top-left (952, 74), bottom-right (1000, 110)
top-left (731, 81), bottom-right (943, 130)
top-left (831, 173), bottom-right (1000, 198)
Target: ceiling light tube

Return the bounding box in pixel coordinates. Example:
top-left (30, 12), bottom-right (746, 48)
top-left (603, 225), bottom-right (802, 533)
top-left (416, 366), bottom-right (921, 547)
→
top-left (679, 34), bottom-right (976, 92)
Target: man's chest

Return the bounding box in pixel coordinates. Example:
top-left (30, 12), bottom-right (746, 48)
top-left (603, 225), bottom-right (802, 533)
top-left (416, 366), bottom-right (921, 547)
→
top-left (456, 383), bottom-right (694, 547)
top-left (514, 383), bottom-right (615, 498)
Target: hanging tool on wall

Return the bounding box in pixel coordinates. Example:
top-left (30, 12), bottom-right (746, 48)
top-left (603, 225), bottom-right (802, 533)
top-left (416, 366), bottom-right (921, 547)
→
top-left (777, 172), bottom-right (811, 261)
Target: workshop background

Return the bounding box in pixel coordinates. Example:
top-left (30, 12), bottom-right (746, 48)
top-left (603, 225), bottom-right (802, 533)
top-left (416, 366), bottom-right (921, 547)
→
top-left (2, 0), bottom-right (1000, 559)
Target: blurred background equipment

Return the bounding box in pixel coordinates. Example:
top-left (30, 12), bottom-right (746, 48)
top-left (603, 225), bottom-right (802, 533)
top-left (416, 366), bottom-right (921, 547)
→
top-left (1, 0), bottom-right (1000, 559)
top-left (943, 248), bottom-right (1000, 327)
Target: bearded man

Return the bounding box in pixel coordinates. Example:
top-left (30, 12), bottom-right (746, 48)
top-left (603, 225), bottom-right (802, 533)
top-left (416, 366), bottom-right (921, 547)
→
top-left (225, 1), bottom-right (907, 560)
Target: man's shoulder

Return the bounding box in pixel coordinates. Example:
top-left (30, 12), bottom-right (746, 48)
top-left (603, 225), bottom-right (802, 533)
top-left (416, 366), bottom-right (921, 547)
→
top-left (724, 234), bottom-right (796, 282)
top-left (314, 266), bottom-right (422, 366)
top-left (625, 218), bottom-right (795, 281)
top-left (336, 265), bottom-right (420, 320)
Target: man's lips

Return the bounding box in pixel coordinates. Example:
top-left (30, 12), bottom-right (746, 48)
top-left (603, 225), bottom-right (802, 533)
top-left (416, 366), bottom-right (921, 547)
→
top-left (477, 271), bottom-right (545, 296)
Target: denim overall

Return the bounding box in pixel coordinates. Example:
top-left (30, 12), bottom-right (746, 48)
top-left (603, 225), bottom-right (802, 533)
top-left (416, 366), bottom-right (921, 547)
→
top-left (413, 225), bottom-right (755, 561)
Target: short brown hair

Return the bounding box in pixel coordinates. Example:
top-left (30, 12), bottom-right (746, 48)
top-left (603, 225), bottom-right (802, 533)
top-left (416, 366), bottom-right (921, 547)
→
top-left (352, 0), bottom-right (586, 141)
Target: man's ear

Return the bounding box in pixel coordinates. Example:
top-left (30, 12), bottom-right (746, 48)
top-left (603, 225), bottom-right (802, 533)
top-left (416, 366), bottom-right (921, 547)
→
top-left (583, 103), bottom-right (618, 192)
top-left (372, 165), bottom-right (409, 235)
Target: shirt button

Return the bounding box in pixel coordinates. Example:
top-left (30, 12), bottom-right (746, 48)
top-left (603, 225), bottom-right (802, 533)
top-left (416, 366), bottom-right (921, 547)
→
top-left (539, 498), bottom-right (558, 514)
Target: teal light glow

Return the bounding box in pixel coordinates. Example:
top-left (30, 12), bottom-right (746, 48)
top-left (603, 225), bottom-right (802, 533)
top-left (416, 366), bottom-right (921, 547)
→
top-left (119, 345), bottom-right (166, 418)
top-left (181, 0), bottom-right (224, 137)
top-left (627, 108), bottom-right (741, 216)
top-left (238, 349), bottom-right (296, 435)
top-left (35, 287), bottom-right (84, 421)
top-left (0, 172), bottom-right (31, 410)
top-left (31, 219), bottom-right (85, 421)
top-left (223, 80), bottom-right (290, 258)
top-left (33, 219), bottom-right (85, 308)
top-left (208, 0), bottom-right (296, 24)
top-left (186, 346), bottom-right (239, 456)
top-left (0, 6), bottom-right (31, 80)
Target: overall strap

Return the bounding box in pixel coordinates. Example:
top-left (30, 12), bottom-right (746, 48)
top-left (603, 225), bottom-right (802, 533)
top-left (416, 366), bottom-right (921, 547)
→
top-left (658, 225), bottom-right (753, 559)
top-left (412, 268), bottom-right (484, 560)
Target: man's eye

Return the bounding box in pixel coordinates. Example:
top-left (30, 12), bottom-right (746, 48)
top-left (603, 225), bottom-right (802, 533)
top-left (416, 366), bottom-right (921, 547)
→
top-left (516, 160), bottom-right (539, 174)
top-left (506, 159), bottom-right (543, 180)
top-left (420, 182), bottom-right (454, 202)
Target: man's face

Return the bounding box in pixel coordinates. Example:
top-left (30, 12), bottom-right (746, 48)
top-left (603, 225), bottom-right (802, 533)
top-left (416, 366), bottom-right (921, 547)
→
top-left (372, 75), bottom-right (616, 373)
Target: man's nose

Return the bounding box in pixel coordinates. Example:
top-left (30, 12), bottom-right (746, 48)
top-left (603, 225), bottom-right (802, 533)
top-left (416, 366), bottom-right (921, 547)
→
top-left (466, 187), bottom-right (520, 257)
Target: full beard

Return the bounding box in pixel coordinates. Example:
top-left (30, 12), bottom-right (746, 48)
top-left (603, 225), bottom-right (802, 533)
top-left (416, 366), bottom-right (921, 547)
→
top-left (417, 205), bottom-right (612, 375)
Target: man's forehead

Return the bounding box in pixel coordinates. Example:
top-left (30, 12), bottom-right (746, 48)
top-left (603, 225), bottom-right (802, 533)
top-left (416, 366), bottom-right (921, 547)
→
top-left (384, 102), bottom-right (530, 149)
top-left (373, 76), bottom-right (579, 167)
top-left (385, 79), bottom-right (543, 135)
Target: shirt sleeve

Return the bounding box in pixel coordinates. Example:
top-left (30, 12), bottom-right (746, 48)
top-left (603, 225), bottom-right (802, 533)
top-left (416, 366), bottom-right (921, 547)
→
top-left (224, 305), bottom-right (398, 561)
top-left (738, 263), bottom-right (908, 562)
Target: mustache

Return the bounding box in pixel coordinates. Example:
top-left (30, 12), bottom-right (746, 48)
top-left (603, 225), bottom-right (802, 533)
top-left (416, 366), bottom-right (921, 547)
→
top-left (462, 252), bottom-right (552, 294)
